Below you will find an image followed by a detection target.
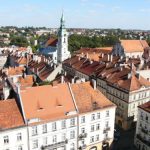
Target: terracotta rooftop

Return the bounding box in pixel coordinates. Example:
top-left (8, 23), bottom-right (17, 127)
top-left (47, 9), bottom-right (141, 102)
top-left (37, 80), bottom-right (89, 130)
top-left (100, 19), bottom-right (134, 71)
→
top-left (6, 66), bottom-right (24, 76)
top-left (138, 101), bottom-right (150, 113)
top-left (45, 38), bottom-right (58, 47)
top-left (71, 82), bottom-right (115, 114)
top-left (77, 47), bottom-right (112, 55)
top-left (17, 57), bottom-right (27, 65)
top-left (0, 99), bottom-right (24, 130)
top-left (20, 84), bottom-right (76, 123)
top-left (18, 75), bottom-right (34, 88)
top-left (120, 40), bottom-right (149, 52)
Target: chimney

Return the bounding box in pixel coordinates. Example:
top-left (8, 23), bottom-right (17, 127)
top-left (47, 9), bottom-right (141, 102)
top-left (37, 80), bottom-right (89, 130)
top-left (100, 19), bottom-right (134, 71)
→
top-left (90, 60), bottom-right (93, 64)
top-left (61, 75), bottom-right (64, 84)
top-left (78, 56), bottom-right (81, 61)
top-left (107, 54), bottom-right (110, 61)
top-left (92, 79), bottom-right (97, 90)
top-left (110, 54), bottom-right (113, 62)
top-left (64, 71), bottom-right (67, 76)
top-left (101, 53), bottom-right (104, 58)
top-left (71, 78), bottom-right (75, 84)
top-left (136, 73), bottom-right (140, 80)
top-left (126, 57), bottom-right (129, 62)
top-left (120, 67), bottom-right (123, 71)
top-left (128, 72), bottom-right (132, 79)
top-left (86, 53), bottom-right (89, 59)
top-left (120, 55), bottom-right (123, 60)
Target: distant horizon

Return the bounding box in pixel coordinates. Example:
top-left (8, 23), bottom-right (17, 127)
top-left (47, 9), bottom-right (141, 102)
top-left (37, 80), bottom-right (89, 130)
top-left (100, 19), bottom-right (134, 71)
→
top-left (0, 0), bottom-right (150, 30)
top-left (1, 26), bottom-right (150, 31)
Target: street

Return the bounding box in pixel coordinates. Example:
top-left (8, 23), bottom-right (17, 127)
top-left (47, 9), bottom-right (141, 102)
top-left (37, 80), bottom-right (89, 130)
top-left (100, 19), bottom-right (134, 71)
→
top-left (111, 126), bottom-right (138, 150)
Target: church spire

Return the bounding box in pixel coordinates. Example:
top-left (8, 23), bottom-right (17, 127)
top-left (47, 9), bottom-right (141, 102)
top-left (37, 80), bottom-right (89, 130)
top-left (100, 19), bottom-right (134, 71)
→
top-left (60, 12), bottom-right (65, 29)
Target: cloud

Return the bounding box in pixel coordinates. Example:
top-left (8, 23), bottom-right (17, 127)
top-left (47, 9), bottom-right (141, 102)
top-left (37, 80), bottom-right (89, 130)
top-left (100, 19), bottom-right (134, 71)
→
top-left (23, 4), bottom-right (39, 13)
top-left (112, 6), bottom-right (121, 12)
top-left (140, 8), bottom-right (150, 12)
top-left (80, 0), bottom-right (88, 2)
top-left (93, 3), bottom-right (105, 8)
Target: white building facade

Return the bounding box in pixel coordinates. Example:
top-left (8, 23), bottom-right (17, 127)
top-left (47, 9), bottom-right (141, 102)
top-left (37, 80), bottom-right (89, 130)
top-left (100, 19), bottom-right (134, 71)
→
top-left (0, 127), bottom-right (29, 150)
top-left (134, 101), bottom-right (150, 150)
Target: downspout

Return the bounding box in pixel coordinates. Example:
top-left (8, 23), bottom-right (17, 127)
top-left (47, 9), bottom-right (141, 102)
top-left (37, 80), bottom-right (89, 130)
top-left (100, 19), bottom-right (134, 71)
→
top-left (17, 84), bottom-right (30, 150)
top-left (68, 83), bottom-right (79, 150)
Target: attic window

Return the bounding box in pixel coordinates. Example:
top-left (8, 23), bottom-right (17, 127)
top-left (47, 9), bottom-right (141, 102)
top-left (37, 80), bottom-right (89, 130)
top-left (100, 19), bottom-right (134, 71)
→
top-left (37, 100), bottom-right (44, 111)
top-left (55, 99), bottom-right (62, 107)
top-left (93, 101), bottom-right (98, 110)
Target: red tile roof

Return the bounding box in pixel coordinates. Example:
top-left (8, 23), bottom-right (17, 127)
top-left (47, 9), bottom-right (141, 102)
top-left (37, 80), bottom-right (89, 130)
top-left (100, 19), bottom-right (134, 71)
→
top-left (20, 84), bottom-right (76, 122)
top-left (45, 38), bottom-right (58, 47)
top-left (0, 99), bottom-right (24, 130)
top-left (71, 82), bottom-right (115, 114)
top-left (120, 40), bottom-right (149, 52)
top-left (138, 101), bottom-right (150, 113)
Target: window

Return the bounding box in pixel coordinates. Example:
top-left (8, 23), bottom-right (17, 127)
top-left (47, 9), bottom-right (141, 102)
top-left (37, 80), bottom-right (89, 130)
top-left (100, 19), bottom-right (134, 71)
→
top-left (96, 135), bottom-right (99, 141)
top-left (104, 133), bottom-right (108, 139)
top-left (17, 133), bottom-right (22, 141)
top-left (61, 120), bottom-right (66, 129)
top-left (97, 113), bottom-right (100, 119)
top-left (146, 115), bottom-right (148, 121)
top-left (43, 137), bottom-right (47, 145)
top-left (105, 121), bottom-right (109, 127)
top-left (32, 126), bottom-right (37, 136)
top-left (70, 118), bottom-right (75, 126)
top-left (81, 128), bottom-right (85, 134)
top-left (53, 135), bottom-right (57, 143)
top-left (96, 124), bottom-right (100, 130)
top-left (32, 139), bottom-right (38, 149)
top-left (91, 125), bottom-right (95, 132)
top-left (106, 111), bottom-right (109, 117)
top-left (62, 133), bottom-right (66, 141)
top-left (71, 143), bottom-right (75, 150)
top-left (90, 136), bottom-right (94, 143)
top-left (52, 122), bottom-right (57, 131)
top-left (42, 124), bottom-right (47, 133)
top-left (81, 139), bottom-right (85, 145)
top-left (91, 114), bottom-right (95, 121)
top-left (81, 116), bottom-right (85, 123)
top-left (70, 130), bottom-right (75, 139)
top-left (4, 136), bottom-right (9, 144)
top-left (18, 146), bottom-right (22, 150)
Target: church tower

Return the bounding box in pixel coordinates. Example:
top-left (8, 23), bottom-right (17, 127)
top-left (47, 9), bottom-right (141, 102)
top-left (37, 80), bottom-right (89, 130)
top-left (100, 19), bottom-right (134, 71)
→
top-left (57, 13), bottom-right (70, 63)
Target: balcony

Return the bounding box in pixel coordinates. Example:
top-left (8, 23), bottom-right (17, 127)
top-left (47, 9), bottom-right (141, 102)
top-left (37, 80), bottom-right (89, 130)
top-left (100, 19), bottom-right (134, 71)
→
top-left (136, 134), bottom-right (150, 147)
top-left (103, 127), bottom-right (110, 133)
top-left (78, 133), bottom-right (87, 139)
top-left (41, 139), bottom-right (68, 150)
top-left (141, 128), bottom-right (148, 134)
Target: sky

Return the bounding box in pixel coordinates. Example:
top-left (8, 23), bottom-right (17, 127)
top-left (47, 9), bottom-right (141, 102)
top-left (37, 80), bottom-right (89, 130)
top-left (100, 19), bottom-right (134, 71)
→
top-left (0, 0), bottom-right (150, 29)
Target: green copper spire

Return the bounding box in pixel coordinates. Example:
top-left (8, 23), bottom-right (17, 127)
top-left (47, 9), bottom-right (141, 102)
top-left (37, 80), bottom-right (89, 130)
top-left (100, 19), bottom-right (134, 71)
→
top-left (60, 12), bottom-right (65, 29)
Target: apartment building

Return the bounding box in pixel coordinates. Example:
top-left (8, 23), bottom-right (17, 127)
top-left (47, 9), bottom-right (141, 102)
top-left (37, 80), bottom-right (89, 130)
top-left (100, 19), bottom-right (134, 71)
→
top-left (134, 101), bottom-right (150, 150)
top-left (0, 99), bottom-right (28, 150)
top-left (112, 40), bottom-right (149, 58)
top-left (19, 83), bottom-right (78, 150)
top-left (63, 54), bottom-right (150, 130)
top-left (71, 82), bottom-right (116, 150)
